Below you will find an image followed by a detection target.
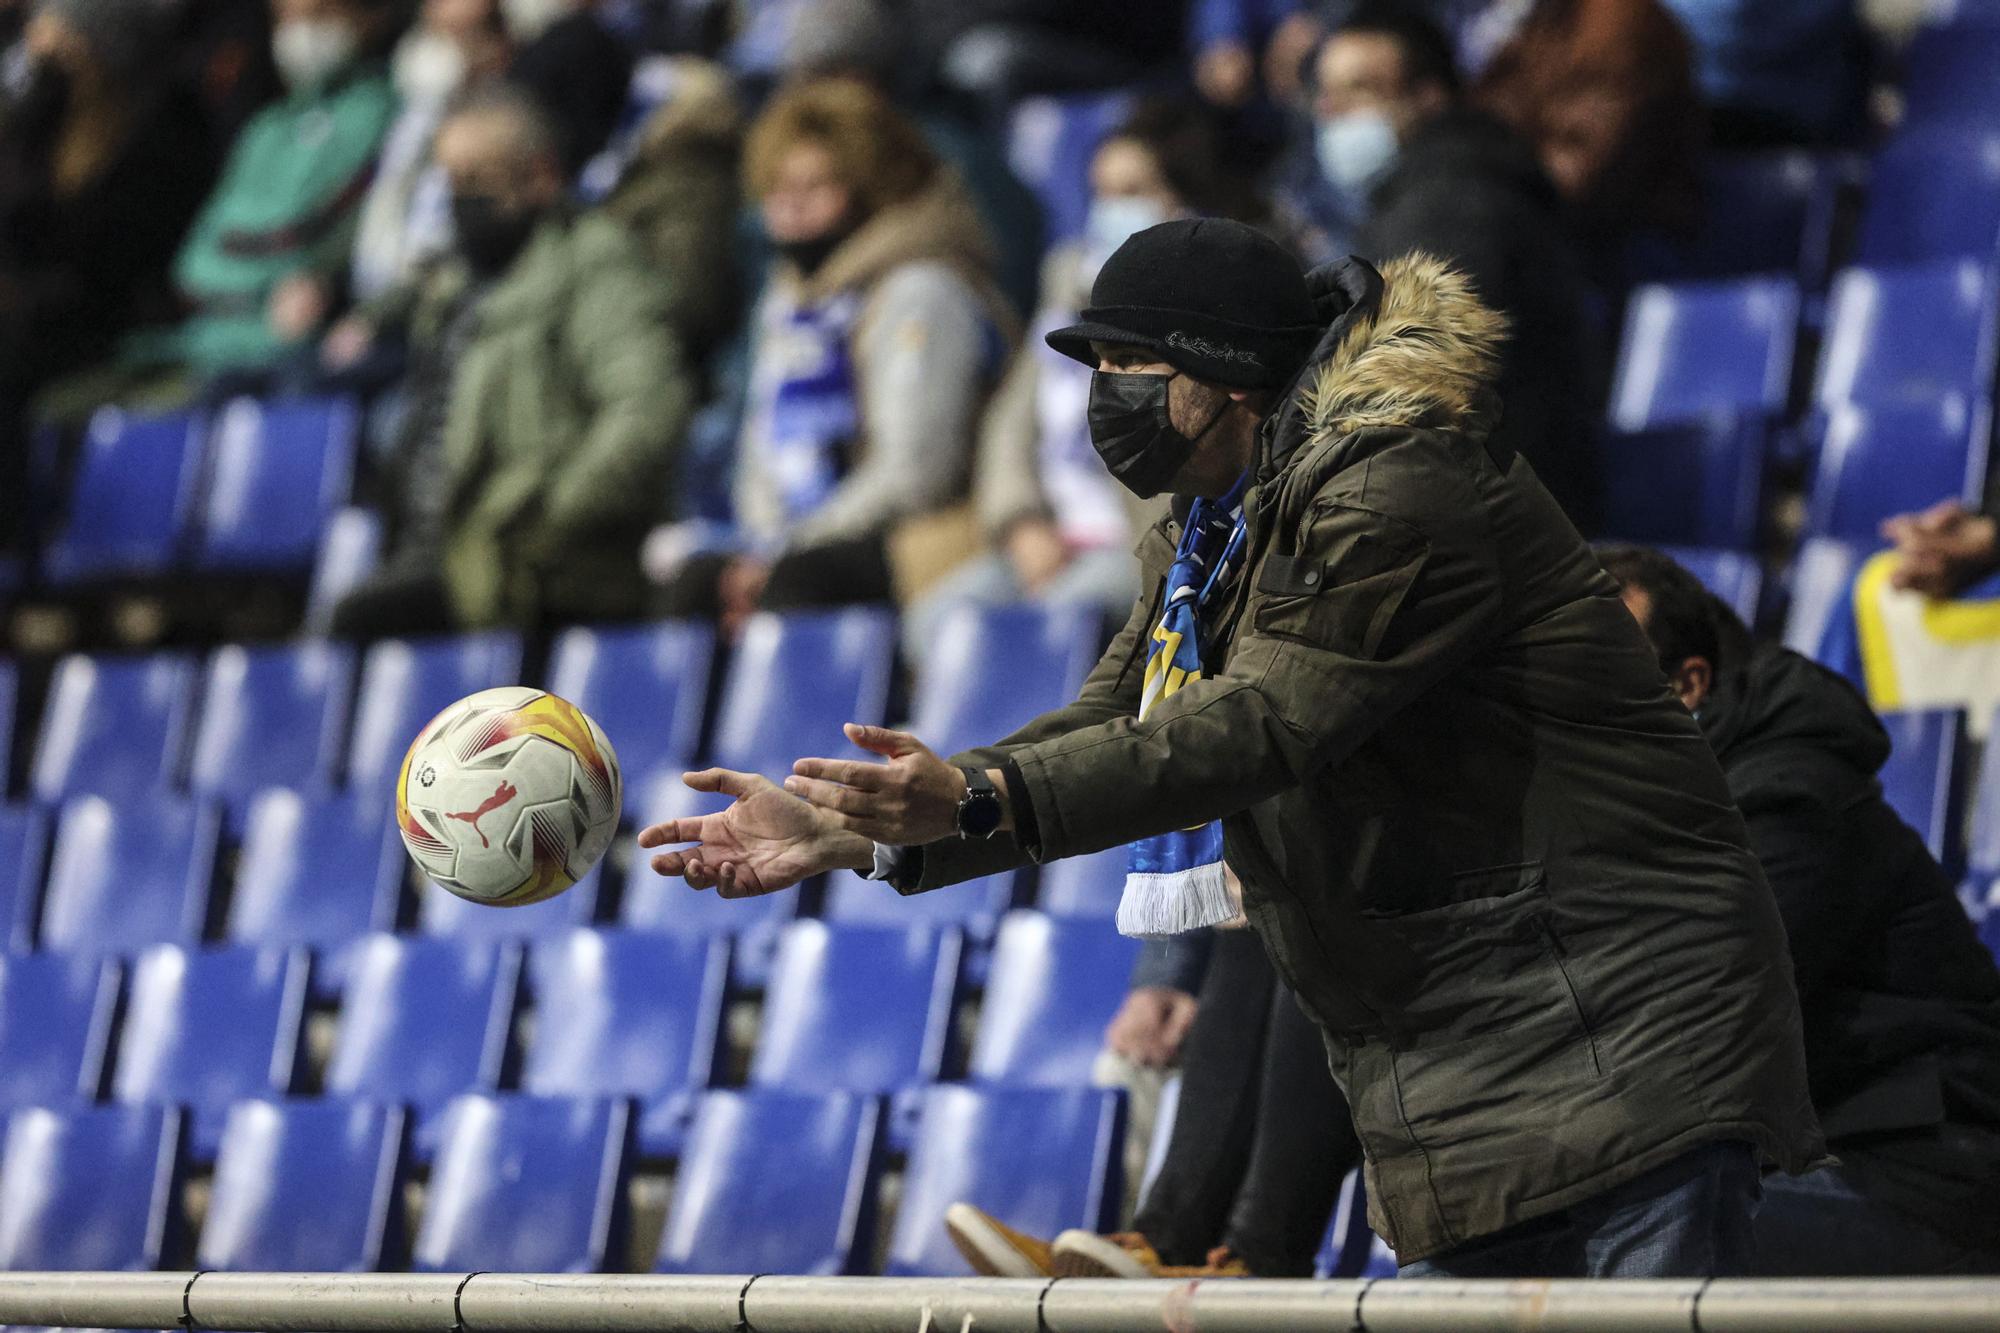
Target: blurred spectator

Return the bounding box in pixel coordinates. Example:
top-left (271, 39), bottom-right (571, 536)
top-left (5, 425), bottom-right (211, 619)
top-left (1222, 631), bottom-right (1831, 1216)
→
top-left (1255, 0), bottom-right (1493, 103)
top-left (904, 101), bottom-right (1242, 660)
top-left (917, 0), bottom-right (1192, 104)
top-left (0, 0), bottom-right (213, 414)
top-left (653, 78), bottom-right (1013, 636)
top-left (1316, 2), bottom-right (1603, 530)
top-left (326, 88), bottom-right (692, 636)
top-left (350, 0), bottom-right (512, 302)
top-left (1661, 0), bottom-right (1868, 147)
top-left (505, 0), bottom-right (633, 176)
top-left (1191, 0), bottom-right (1294, 107)
top-left (167, 0), bottom-right (283, 151)
top-left (1472, 0), bottom-right (1704, 251)
top-left (599, 56), bottom-right (743, 362)
top-left (1883, 499), bottom-right (2000, 600)
top-left (1605, 547), bottom-right (2000, 1276)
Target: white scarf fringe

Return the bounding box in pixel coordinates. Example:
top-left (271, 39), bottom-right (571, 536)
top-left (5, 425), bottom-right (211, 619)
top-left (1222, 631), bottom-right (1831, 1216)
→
top-left (1116, 861), bottom-right (1237, 940)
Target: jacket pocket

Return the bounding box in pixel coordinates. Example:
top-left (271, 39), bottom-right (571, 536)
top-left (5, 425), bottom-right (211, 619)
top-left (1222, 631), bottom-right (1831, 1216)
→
top-left (1250, 503), bottom-right (1424, 658)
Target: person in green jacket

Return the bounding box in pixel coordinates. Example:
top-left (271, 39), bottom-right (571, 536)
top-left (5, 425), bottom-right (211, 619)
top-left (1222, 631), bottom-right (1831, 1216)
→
top-left (326, 86), bottom-right (693, 636)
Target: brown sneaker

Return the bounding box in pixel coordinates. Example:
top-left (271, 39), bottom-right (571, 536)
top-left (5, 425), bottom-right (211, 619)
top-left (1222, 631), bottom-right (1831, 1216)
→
top-left (944, 1203), bottom-right (1057, 1277)
top-left (1049, 1230), bottom-right (1165, 1278)
top-left (1158, 1245), bottom-right (1252, 1278)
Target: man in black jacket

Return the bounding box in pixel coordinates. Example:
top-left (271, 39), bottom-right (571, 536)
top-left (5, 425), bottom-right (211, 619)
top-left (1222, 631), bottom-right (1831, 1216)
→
top-left (1605, 545), bottom-right (2000, 1275)
top-left (1314, 2), bottom-right (1603, 531)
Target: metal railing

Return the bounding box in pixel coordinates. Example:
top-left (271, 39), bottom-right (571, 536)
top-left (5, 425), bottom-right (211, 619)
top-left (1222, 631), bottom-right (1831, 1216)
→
top-left (0, 1273), bottom-right (1994, 1333)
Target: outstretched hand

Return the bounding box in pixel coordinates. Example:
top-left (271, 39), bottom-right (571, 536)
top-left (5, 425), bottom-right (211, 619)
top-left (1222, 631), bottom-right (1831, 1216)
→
top-left (783, 724), bottom-right (975, 845)
top-left (637, 769), bottom-right (873, 897)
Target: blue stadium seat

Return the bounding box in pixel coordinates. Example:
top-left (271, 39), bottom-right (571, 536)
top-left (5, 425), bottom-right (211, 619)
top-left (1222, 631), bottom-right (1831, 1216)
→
top-left (1853, 128), bottom-right (2000, 264)
top-left (751, 921), bottom-right (961, 1096)
top-left (0, 953), bottom-right (118, 1113)
top-left (655, 1090), bottom-right (882, 1276)
top-left (1879, 709), bottom-right (1972, 870)
top-left (31, 652), bottom-right (197, 804)
top-left (227, 789), bottom-right (403, 960)
top-left (186, 641), bottom-right (355, 827)
top-left (1315, 1171), bottom-right (1397, 1279)
top-left (41, 408), bottom-right (206, 583)
top-left (0, 1104), bottom-right (181, 1269)
top-left (968, 911), bottom-right (1138, 1086)
top-left (198, 1099), bottom-right (405, 1272)
top-left (111, 945), bottom-right (309, 1160)
top-left (0, 805), bottom-right (50, 953)
top-left (1656, 547), bottom-right (1765, 624)
top-left (0, 660), bottom-right (14, 790)
top-left (821, 868), bottom-right (1016, 941)
top-left (1780, 538), bottom-right (1867, 673)
top-left (1900, 24), bottom-right (2000, 125)
top-left (1970, 711), bottom-right (2000, 878)
top-left (304, 507), bottom-right (382, 633)
top-left (324, 935), bottom-right (521, 1149)
top-left (39, 795), bottom-right (220, 954)
top-left (1006, 93), bottom-right (1136, 243)
top-left (416, 874), bottom-right (600, 941)
top-left (194, 396), bottom-right (360, 572)
top-left (411, 1094), bottom-right (630, 1273)
top-left (885, 1084), bottom-right (1123, 1276)
top-left (911, 603), bottom-right (1101, 758)
top-left (521, 929), bottom-right (727, 1155)
top-left (546, 621), bottom-right (714, 798)
top-left (1598, 416), bottom-right (1766, 549)
top-left (1038, 846), bottom-right (1132, 920)
top-left (1815, 261), bottom-right (2000, 410)
top-left (711, 609), bottom-right (895, 774)
top-left (1608, 277), bottom-right (1800, 432)
top-left (344, 633), bottom-right (525, 798)
top-left (1803, 400), bottom-right (1991, 541)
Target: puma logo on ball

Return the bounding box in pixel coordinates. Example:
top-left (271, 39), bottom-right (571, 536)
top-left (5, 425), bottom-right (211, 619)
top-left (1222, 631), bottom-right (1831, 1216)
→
top-left (446, 780), bottom-right (519, 850)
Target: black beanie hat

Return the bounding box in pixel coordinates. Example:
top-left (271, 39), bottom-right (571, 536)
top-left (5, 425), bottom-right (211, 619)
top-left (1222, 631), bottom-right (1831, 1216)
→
top-left (1046, 218), bottom-right (1322, 389)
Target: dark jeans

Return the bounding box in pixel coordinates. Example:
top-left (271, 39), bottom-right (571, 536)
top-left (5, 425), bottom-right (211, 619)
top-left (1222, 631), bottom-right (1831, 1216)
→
top-left (1754, 1164), bottom-right (2000, 1276)
top-left (1133, 930), bottom-right (1360, 1276)
top-left (1399, 1140), bottom-right (1762, 1279)
top-left (328, 567), bottom-right (456, 641)
top-left (655, 532), bottom-right (894, 621)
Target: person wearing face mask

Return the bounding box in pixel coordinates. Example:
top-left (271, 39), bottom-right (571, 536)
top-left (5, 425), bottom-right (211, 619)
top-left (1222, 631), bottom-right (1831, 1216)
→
top-left (651, 77), bottom-right (1014, 638)
top-left (1299, 1), bottom-right (1601, 534)
top-left (900, 100), bottom-right (1250, 665)
top-left (325, 87), bottom-right (692, 639)
top-left (1603, 545), bottom-right (2000, 1277)
top-left (638, 217), bottom-right (1826, 1279)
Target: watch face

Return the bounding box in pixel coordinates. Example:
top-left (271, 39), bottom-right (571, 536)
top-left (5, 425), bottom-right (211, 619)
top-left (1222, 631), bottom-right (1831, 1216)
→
top-left (960, 792), bottom-right (1003, 839)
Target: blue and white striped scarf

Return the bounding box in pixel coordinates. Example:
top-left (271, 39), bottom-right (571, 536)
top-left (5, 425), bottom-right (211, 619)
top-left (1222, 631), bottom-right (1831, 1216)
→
top-left (1117, 473), bottom-right (1251, 939)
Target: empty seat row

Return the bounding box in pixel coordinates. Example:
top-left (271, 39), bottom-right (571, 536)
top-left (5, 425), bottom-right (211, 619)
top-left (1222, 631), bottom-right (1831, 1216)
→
top-left (0, 917), bottom-right (1137, 1159)
top-left (0, 1085), bottom-right (1122, 1277)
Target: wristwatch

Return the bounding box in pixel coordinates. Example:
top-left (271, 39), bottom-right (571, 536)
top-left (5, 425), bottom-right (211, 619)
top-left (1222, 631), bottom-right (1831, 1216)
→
top-left (955, 766), bottom-right (1004, 840)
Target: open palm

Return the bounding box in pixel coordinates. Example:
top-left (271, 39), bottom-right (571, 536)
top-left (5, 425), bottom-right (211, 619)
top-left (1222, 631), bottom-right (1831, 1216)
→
top-left (638, 770), bottom-right (869, 897)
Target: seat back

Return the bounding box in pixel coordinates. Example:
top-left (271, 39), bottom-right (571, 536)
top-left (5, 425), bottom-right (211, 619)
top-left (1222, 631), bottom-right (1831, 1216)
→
top-left (1006, 92), bottom-right (1136, 243)
top-left (1854, 128), bottom-right (2000, 264)
top-left (820, 867), bottom-right (1015, 938)
top-left (32, 652), bottom-right (197, 804)
top-left (198, 1098), bottom-right (404, 1271)
top-left (751, 921), bottom-right (960, 1094)
top-left (0, 659), bottom-right (14, 790)
top-left (1780, 538), bottom-right (1867, 670)
top-left (710, 609), bottom-right (894, 774)
top-left (522, 929), bottom-right (727, 1103)
top-left (546, 621), bottom-right (714, 793)
top-left (187, 641), bottom-right (355, 822)
top-left (1038, 846), bottom-right (1133, 920)
top-left (1803, 399), bottom-right (1991, 541)
top-left (228, 790), bottom-right (403, 951)
top-left (909, 603), bottom-right (1101, 758)
top-left (885, 1084), bottom-right (1122, 1276)
top-left (0, 953), bottom-right (118, 1113)
top-left (1879, 709), bottom-right (1972, 867)
top-left (0, 804), bottom-right (50, 953)
top-left (619, 776), bottom-right (801, 941)
top-left (112, 945), bottom-right (309, 1159)
top-left (656, 1090), bottom-right (881, 1276)
top-left (345, 634), bottom-right (525, 798)
top-left (411, 1094), bottom-right (630, 1273)
top-left (304, 507), bottom-right (383, 632)
top-left (1901, 26), bottom-right (2000, 125)
top-left (195, 396), bottom-right (360, 571)
top-left (324, 935), bottom-right (520, 1117)
top-left (416, 874), bottom-right (601, 941)
top-left (1971, 708), bottom-right (2000, 878)
top-left (40, 794), bottom-right (220, 953)
top-left (1680, 150), bottom-right (1842, 283)
top-left (0, 1104), bottom-right (181, 1269)
top-left (42, 409), bottom-right (206, 583)
top-left (1598, 415), bottom-right (1766, 549)
top-left (1656, 547), bottom-right (1764, 624)
top-left (1609, 277), bottom-right (1799, 431)
top-left (1816, 260), bottom-right (2000, 410)
top-left (969, 912), bottom-right (1139, 1086)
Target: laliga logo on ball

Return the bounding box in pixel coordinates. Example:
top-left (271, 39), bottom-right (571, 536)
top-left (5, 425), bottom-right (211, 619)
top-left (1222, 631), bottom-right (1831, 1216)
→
top-left (395, 687), bottom-right (622, 907)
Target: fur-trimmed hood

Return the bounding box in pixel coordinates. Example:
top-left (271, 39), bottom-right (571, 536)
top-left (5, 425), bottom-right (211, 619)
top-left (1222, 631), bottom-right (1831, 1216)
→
top-left (1269, 252), bottom-right (1510, 479)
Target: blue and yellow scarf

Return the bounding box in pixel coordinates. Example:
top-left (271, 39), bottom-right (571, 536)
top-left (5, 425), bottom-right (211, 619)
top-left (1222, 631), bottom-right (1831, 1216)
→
top-left (1118, 473), bottom-right (1251, 939)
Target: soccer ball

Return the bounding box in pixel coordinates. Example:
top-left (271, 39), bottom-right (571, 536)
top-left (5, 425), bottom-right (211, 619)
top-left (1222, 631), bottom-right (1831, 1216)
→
top-left (395, 687), bottom-right (622, 906)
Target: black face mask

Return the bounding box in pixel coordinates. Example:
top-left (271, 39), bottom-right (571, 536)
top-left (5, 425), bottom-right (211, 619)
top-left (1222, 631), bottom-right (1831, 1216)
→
top-left (1086, 370), bottom-right (1229, 499)
top-left (451, 193), bottom-right (538, 277)
top-left (773, 230), bottom-right (846, 278)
